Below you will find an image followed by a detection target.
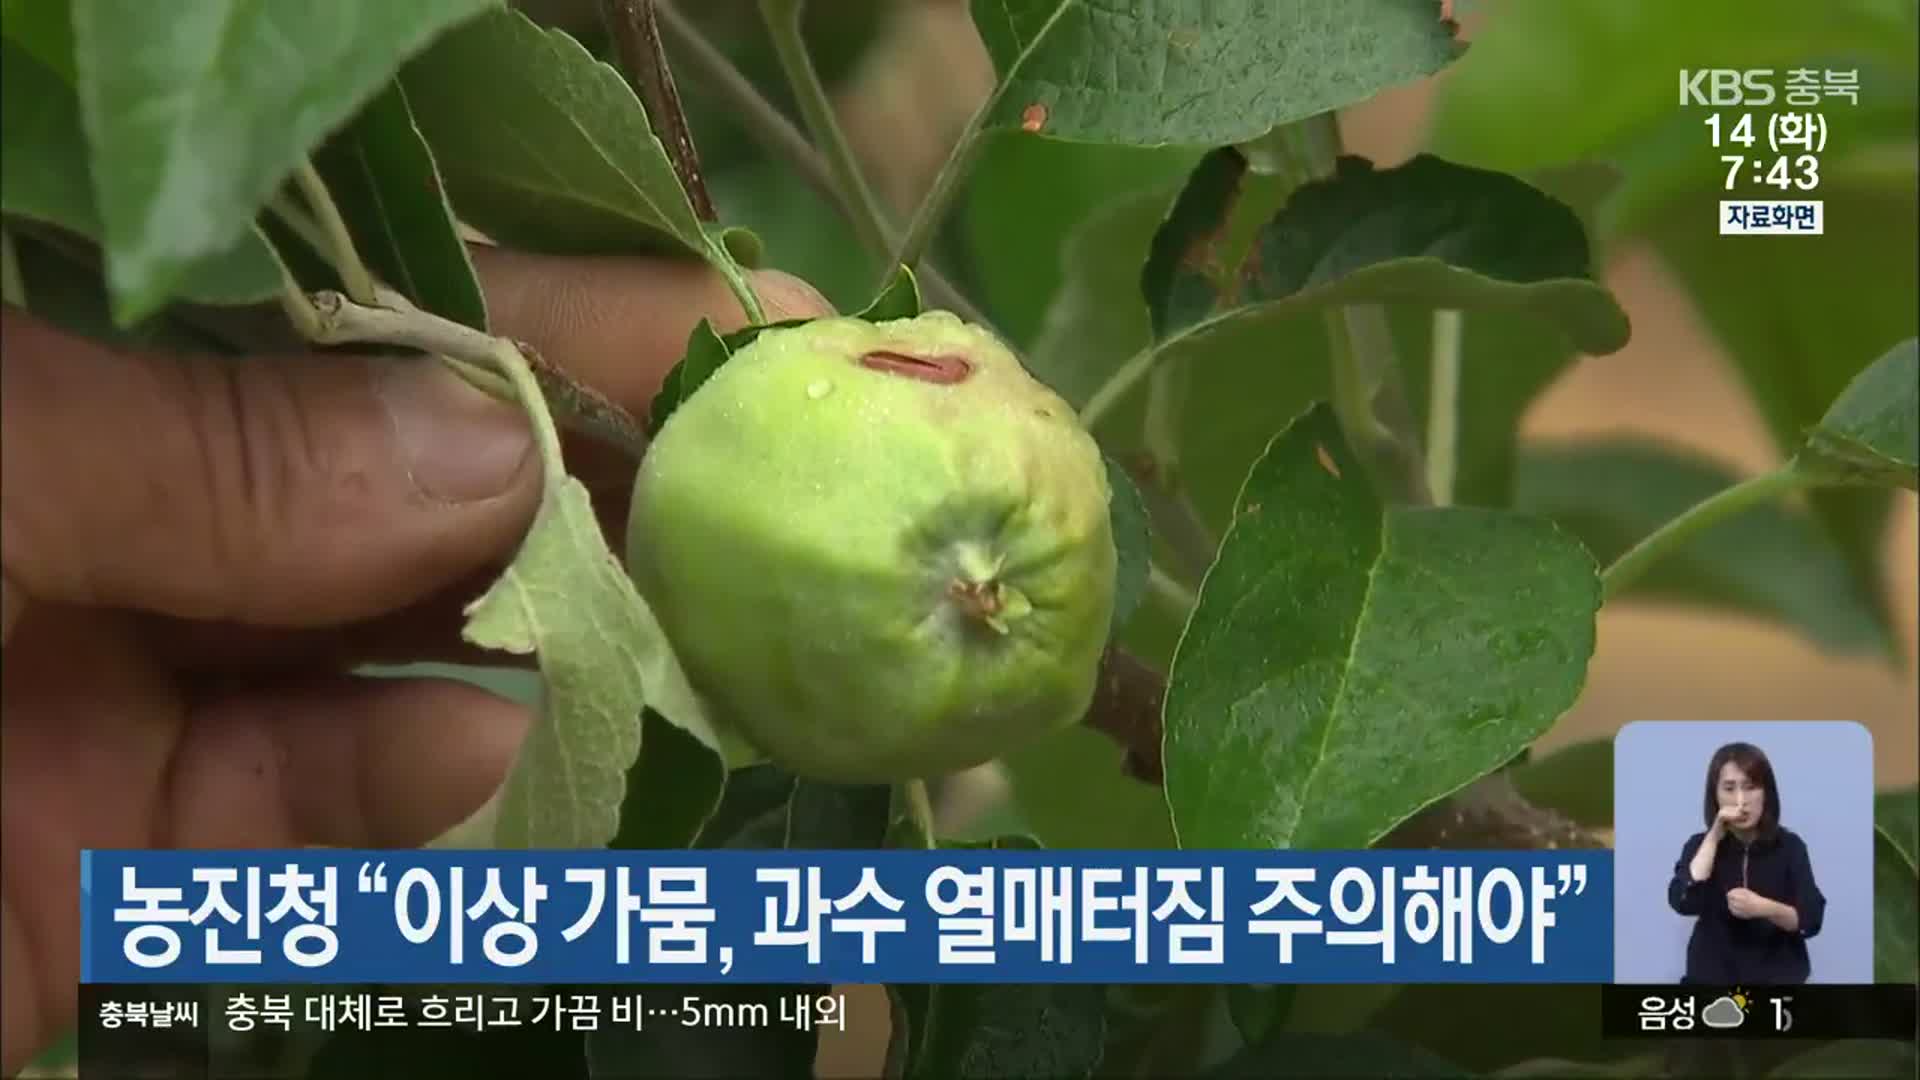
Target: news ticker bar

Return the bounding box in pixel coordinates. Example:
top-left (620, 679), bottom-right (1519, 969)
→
top-left (1601, 983), bottom-right (1917, 1040)
top-left (82, 849), bottom-right (1613, 984)
top-left (75, 982), bottom-right (1919, 1078)
top-left (75, 982), bottom-right (842, 1080)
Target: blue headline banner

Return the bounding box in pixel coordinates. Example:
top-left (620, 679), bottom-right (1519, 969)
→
top-left (81, 849), bottom-right (1613, 985)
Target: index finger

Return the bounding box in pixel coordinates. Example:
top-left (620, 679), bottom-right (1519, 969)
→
top-left (468, 247), bottom-right (835, 527)
top-left (95, 254), bottom-right (835, 673)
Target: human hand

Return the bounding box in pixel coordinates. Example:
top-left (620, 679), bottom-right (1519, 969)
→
top-left (1711, 805), bottom-right (1743, 835)
top-left (1727, 887), bottom-right (1772, 919)
top-left (0, 248), bottom-right (831, 1074)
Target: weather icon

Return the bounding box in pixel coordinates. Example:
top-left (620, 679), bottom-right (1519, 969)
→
top-left (1702, 989), bottom-right (1750, 1029)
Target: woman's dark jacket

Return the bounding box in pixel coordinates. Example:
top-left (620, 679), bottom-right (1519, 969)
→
top-left (1667, 825), bottom-right (1826, 985)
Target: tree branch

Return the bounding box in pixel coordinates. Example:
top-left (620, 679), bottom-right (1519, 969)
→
top-left (653, 0), bottom-right (993, 329)
top-left (600, 0), bottom-right (717, 221)
top-left (1081, 647), bottom-right (1168, 785)
top-left (757, 0), bottom-right (894, 267)
top-left (1078, 649), bottom-right (1599, 850)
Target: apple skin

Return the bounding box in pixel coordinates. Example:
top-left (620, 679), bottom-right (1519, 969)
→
top-left (626, 311), bottom-right (1116, 784)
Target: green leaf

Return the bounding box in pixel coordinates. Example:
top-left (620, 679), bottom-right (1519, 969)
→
top-left (1639, 168), bottom-right (1917, 659)
top-left (1279, 983), bottom-right (1402, 1039)
top-left (465, 474), bottom-right (718, 848)
top-left (1165, 403), bottom-right (1600, 849)
top-left (785, 780), bottom-right (891, 849)
top-left (884, 834), bottom-right (1049, 1080)
top-left (1798, 337), bottom-right (1919, 490)
top-left (885, 985), bottom-right (923, 1080)
top-left (0, 0), bottom-right (76, 80)
top-left (397, 6), bottom-right (715, 261)
top-left (908, 982), bottom-right (1106, 1080)
top-left (1875, 786), bottom-right (1918, 870)
top-left (0, 41), bottom-right (88, 228)
top-left (646, 269), bottom-right (926, 437)
top-left (711, 222), bottom-right (764, 270)
top-left (1027, 185), bottom-right (1179, 409)
top-left (649, 320), bottom-right (735, 436)
top-left (70, 0), bottom-right (497, 323)
top-left (1873, 825), bottom-right (1918, 983)
top-left (1001, 724), bottom-right (1176, 849)
top-left (1425, 0), bottom-right (1917, 176)
top-left (1769, 1040), bottom-right (1920, 1079)
top-left (1100, 984), bottom-right (1242, 1078)
top-left (1142, 147), bottom-right (1254, 340)
top-left (310, 80), bottom-right (487, 331)
top-left (608, 708), bottom-right (727, 849)
top-left (0, 37), bottom-right (282, 309)
top-left (1105, 456), bottom-right (1152, 636)
top-left (709, 157), bottom-right (876, 315)
top-left (1491, 1055), bottom-right (1672, 1078)
top-left (863, 263), bottom-right (925, 323)
top-left (1513, 437), bottom-right (1891, 655)
top-left (694, 765), bottom-right (799, 849)
top-left (968, 0), bottom-right (1462, 147)
top-left (1, 230), bottom-right (221, 353)
top-left (1148, 153), bottom-right (1630, 356)
top-left (1873, 786), bottom-right (1918, 984)
top-left (1369, 985), bottom-right (1630, 1076)
top-left (1389, 305), bottom-right (1580, 510)
top-left (1225, 985), bottom-right (1292, 1049)
top-left (1207, 1032), bottom-right (1467, 1078)
top-left (1506, 737), bottom-right (1614, 828)
top-left (964, 136), bottom-right (1200, 349)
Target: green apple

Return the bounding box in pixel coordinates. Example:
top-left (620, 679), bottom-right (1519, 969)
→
top-left (626, 311), bottom-right (1116, 784)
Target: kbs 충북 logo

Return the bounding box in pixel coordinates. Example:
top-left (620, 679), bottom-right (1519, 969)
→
top-left (1677, 68), bottom-right (1858, 236)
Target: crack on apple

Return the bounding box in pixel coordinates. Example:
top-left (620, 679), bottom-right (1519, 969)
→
top-left (858, 349), bottom-right (974, 384)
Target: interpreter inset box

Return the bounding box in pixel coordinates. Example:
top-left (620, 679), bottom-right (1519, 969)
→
top-left (1612, 721), bottom-right (1873, 985)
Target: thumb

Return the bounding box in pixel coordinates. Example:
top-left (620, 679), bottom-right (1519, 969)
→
top-left (0, 307), bottom-right (539, 636)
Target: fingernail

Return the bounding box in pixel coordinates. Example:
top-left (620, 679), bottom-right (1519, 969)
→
top-left (376, 360), bottom-right (534, 503)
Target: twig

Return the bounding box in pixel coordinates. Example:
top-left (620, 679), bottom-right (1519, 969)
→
top-left (1081, 647), bottom-right (1169, 784)
top-left (653, 1), bottom-right (990, 327)
top-left (1427, 309), bottom-right (1463, 506)
top-left (273, 179), bottom-right (654, 460)
top-left (523, 350), bottom-right (654, 460)
top-left (1123, 453), bottom-right (1219, 584)
top-left (757, 0), bottom-right (893, 270)
top-left (1379, 770), bottom-right (1598, 849)
top-left (1144, 359), bottom-right (1188, 477)
top-left (657, 1), bottom-right (832, 204)
top-left (1079, 344), bottom-right (1154, 431)
top-left (266, 193), bottom-right (331, 260)
top-left (1291, 115), bottom-right (1431, 505)
top-left (0, 227), bottom-right (24, 308)
top-left (274, 253), bottom-right (325, 340)
top-left (1326, 304), bottom-right (1433, 504)
top-left (886, 779), bottom-right (937, 849)
top-left (291, 162), bottom-right (378, 305)
top-left (599, 0), bottom-right (759, 324)
top-left (600, 0), bottom-right (717, 221)
top-left (1078, 647), bottom-right (1598, 849)
top-left (889, 116), bottom-right (986, 278)
top-left (1602, 464), bottom-right (1809, 600)
top-left (302, 288), bottom-right (567, 487)
top-left (1146, 562), bottom-right (1198, 618)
